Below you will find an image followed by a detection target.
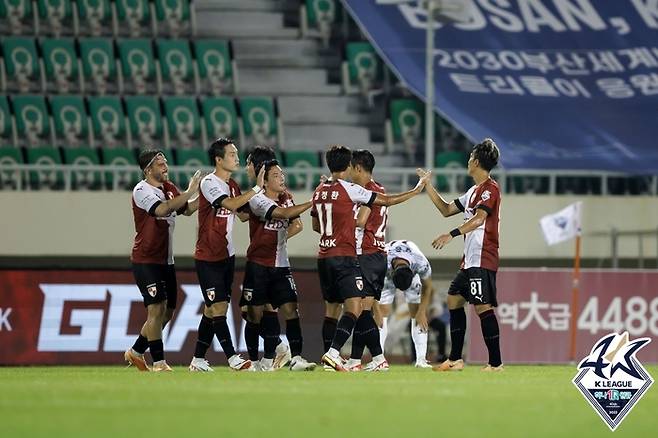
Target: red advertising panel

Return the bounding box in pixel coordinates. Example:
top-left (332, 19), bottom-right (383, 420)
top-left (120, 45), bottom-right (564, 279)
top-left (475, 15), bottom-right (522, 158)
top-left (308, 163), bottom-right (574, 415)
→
top-left (0, 270), bottom-right (326, 365)
top-left (467, 269), bottom-right (658, 363)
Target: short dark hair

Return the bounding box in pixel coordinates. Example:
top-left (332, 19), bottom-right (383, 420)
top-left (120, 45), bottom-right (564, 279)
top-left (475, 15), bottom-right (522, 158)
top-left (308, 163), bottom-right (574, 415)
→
top-left (391, 265), bottom-right (414, 291)
top-left (262, 159), bottom-right (280, 181)
top-left (208, 137), bottom-right (234, 165)
top-left (325, 145), bottom-right (352, 173)
top-left (472, 138), bottom-right (499, 172)
top-left (138, 148), bottom-right (165, 170)
top-left (351, 149), bottom-right (375, 173)
top-left (247, 145), bottom-right (276, 174)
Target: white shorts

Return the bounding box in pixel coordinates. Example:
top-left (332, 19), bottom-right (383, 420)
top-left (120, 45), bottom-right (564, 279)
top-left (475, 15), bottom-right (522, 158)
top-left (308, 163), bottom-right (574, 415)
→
top-left (379, 274), bottom-right (422, 305)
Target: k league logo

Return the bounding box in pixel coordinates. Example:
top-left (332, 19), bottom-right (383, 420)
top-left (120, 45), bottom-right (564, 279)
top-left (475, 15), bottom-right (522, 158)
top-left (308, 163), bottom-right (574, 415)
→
top-left (572, 332), bottom-right (653, 431)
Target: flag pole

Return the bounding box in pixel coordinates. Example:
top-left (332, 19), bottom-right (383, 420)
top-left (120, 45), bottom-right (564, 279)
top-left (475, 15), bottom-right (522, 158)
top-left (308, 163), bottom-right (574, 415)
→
top-left (569, 234), bottom-right (581, 362)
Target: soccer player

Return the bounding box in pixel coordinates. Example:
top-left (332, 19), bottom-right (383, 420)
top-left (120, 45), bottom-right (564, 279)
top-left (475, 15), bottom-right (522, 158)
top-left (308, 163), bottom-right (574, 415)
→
top-left (125, 149), bottom-right (202, 372)
top-left (242, 159), bottom-right (317, 371)
top-left (378, 240), bottom-right (434, 368)
top-left (188, 138), bottom-right (264, 372)
top-left (313, 145), bottom-right (430, 371)
top-left (425, 139), bottom-right (503, 372)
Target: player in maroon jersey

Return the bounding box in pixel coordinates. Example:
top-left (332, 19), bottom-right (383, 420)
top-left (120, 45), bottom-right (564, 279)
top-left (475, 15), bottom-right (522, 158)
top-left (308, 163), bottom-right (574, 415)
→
top-left (188, 138), bottom-right (265, 372)
top-left (125, 149), bottom-right (202, 372)
top-left (424, 139), bottom-right (504, 372)
top-left (312, 145), bottom-right (431, 371)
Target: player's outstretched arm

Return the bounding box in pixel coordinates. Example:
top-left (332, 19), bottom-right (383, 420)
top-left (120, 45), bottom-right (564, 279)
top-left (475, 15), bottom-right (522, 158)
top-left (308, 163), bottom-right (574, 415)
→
top-left (270, 201), bottom-right (312, 219)
top-left (220, 166), bottom-right (266, 212)
top-left (287, 218), bottom-right (303, 239)
top-left (431, 208), bottom-right (488, 250)
top-left (312, 216), bottom-right (321, 234)
top-left (154, 170), bottom-right (202, 217)
top-left (372, 169), bottom-right (431, 207)
top-left (180, 194), bottom-right (199, 216)
top-left (424, 173), bottom-right (461, 218)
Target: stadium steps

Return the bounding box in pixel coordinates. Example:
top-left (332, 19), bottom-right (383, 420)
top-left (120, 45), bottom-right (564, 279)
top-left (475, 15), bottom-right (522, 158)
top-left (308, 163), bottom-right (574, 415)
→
top-left (238, 68), bottom-right (341, 95)
top-left (284, 125), bottom-right (376, 152)
top-left (196, 0), bottom-right (298, 13)
top-left (233, 39), bottom-right (340, 69)
top-left (196, 11), bottom-right (298, 39)
top-left (278, 96), bottom-right (380, 126)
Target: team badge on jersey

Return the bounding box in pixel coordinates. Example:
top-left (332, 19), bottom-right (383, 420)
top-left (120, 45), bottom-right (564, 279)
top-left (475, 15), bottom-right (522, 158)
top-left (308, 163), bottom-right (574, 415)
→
top-left (147, 284), bottom-right (158, 297)
top-left (356, 278), bottom-right (363, 291)
top-left (243, 289), bottom-right (253, 302)
top-left (572, 332), bottom-right (653, 431)
top-left (206, 288), bottom-right (215, 302)
top-left (481, 190), bottom-right (491, 201)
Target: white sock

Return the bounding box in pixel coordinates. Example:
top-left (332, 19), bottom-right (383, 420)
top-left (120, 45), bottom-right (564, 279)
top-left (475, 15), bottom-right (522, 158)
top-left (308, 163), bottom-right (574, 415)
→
top-left (379, 317), bottom-right (388, 352)
top-left (411, 318), bottom-right (428, 363)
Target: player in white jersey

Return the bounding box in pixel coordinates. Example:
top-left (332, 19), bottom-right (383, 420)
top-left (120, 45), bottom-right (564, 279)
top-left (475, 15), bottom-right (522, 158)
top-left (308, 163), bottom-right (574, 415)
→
top-left (378, 240), bottom-right (434, 368)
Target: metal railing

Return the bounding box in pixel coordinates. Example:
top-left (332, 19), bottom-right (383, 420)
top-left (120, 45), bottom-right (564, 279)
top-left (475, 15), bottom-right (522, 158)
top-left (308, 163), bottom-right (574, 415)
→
top-left (589, 228), bottom-right (658, 268)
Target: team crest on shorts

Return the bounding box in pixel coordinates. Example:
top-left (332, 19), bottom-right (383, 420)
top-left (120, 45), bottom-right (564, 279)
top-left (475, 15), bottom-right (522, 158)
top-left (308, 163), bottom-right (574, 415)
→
top-left (243, 289), bottom-right (253, 302)
top-left (206, 288), bottom-right (215, 301)
top-left (147, 284), bottom-right (157, 297)
top-left (572, 332), bottom-right (653, 431)
top-left (356, 278), bottom-right (363, 291)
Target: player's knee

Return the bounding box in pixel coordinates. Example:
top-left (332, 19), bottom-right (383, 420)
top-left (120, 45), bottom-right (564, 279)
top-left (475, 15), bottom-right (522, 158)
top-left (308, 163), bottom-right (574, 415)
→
top-left (279, 302), bottom-right (298, 320)
top-left (475, 304), bottom-right (494, 315)
top-left (246, 305), bottom-right (264, 323)
top-left (207, 301), bottom-right (228, 317)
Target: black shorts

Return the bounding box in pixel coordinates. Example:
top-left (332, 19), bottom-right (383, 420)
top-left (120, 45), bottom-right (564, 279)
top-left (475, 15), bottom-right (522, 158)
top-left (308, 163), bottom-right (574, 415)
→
top-left (317, 256), bottom-right (365, 304)
top-left (132, 263), bottom-right (178, 308)
top-left (195, 256), bottom-right (235, 307)
top-left (448, 267), bottom-right (498, 307)
top-left (241, 261), bottom-right (298, 308)
top-left (358, 252), bottom-right (387, 300)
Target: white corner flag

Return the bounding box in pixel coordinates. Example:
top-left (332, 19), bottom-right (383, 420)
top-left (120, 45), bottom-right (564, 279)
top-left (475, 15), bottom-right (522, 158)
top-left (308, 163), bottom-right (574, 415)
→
top-left (539, 202), bottom-right (582, 246)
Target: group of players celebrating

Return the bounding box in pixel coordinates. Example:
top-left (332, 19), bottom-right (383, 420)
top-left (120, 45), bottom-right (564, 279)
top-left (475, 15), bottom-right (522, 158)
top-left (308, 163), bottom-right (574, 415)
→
top-left (124, 137), bottom-right (503, 373)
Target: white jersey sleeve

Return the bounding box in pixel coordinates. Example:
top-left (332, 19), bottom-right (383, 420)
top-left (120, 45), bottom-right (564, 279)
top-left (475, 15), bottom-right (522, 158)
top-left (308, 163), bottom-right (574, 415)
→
top-left (200, 175), bottom-right (229, 205)
top-left (340, 179), bottom-right (376, 206)
top-left (132, 182), bottom-right (162, 214)
top-left (249, 193), bottom-right (277, 219)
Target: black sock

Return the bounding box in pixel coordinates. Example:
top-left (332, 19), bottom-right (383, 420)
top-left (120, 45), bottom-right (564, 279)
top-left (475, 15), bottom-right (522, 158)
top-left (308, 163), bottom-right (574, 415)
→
top-left (262, 311), bottom-right (279, 359)
top-left (361, 311), bottom-right (382, 357)
top-left (449, 308), bottom-right (466, 361)
top-left (132, 334), bottom-right (149, 354)
top-left (322, 317), bottom-right (338, 352)
top-left (286, 318), bottom-right (303, 357)
top-left (479, 309), bottom-right (502, 366)
top-left (148, 339), bottom-right (164, 362)
top-left (212, 316), bottom-right (236, 358)
top-left (245, 321), bottom-right (260, 361)
top-left (331, 312), bottom-right (357, 351)
top-left (350, 313), bottom-right (366, 360)
top-left (194, 315), bottom-right (214, 358)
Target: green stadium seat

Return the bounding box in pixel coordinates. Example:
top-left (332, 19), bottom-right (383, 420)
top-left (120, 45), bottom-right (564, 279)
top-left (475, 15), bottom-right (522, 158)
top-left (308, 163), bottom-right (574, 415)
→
top-left (342, 42), bottom-right (383, 96)
top-left (62, 147), bottom-right (101, 189)
top-left (385, 98), bottom-right (424, 155)
top-left (0, 147), bottom-right (24, 189)
top-left (117, 38), bottom-right (158, 94)
top-left (76, 0), bottom-right (112, 36)
top-left (238, 96), bottom-right (279, 147)
top-left (284, 150), bottom-right (319, 189)
top-left (201, 97), bottom-right (241, 145)
top-left (114, 0), bottom-right (152, 38)
top-left (193, 40), bottom-right (235, 95)
top-left (162, 96), bottom-right (202, 149)
top-left (156, 39), bottom-right (196, 95)
top-left (40, 38), bottom-right (82, 93)
top-left (301, 0), bottom-right (339, 47)
top-left (0, 95), bottom-right (15, 147)
top-left (88, 95), bottom-right (129, 148)
top-left (101, 147), bottom-right (140, 189)
top-left (1, 37), bottom-right (43, 92)
top-left (124, 95), bottom-right (163, 148)
top-left (49, 95), bottom-right (91, 148)
top-left (36, 0), bottom-right (75, 37)
top-left (79, 37), bottom-right (118, 95)
top-left (0, 0), bottom-right (35, 36)
top-left (25, 146), bottom-right (63, 188)
top-left (153, 0), bottom-right (193, 38)
top-left (435, 151), bottom-right (468, 192)
top-left (175, 148), bottom-right (208, 187)
top-left (13, 94), bottom-right (52, 147)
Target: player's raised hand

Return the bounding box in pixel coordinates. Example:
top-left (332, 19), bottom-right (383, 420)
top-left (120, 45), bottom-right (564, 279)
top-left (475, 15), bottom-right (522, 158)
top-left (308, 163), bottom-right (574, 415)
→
top-left (431, 233), bottom-right (452, 250)
top-left (319, 174), bottom-right (329, 184)
top-left (413, 168), bottom-right (431, 193)
top-left (256, 165), bottom-right (265, 188)
top-left (187, 170), bottom-right (203, 193)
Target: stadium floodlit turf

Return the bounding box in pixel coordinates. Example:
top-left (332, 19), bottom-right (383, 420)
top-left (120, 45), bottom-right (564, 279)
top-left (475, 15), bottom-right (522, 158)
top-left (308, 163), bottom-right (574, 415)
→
top-left (0, 365), bottom-right (655, 437)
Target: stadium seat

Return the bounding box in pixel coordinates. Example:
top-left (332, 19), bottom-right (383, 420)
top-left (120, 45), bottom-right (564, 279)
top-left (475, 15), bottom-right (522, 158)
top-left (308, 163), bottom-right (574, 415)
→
top-left (117, 38), bottom-right (159, 94)
top-left (25, 146), bottom-right (63, 189)
top-left (40, 37), bottom-right (83, 93)
top-left (0, 147), bottom-right (23, 189)
top-left (385, 98), bottom-right (424, 156)
top-left (76, 0), bottom-right (113, 36)
top-left (435, 151), bottom-right (468, 192)
top-left (36, 0), bottom-right (76, 37)
top-left (175, 148), bottom-right (208, 187)
top-left (124, 95), bottom-right (164, 148)
top-left (113, 0), bottom-right (153, 38)
top-left (193, 40), bottom-right (236, 95)
top-left (0, 0), bottom-right (35, 36)
top-left (12, 94), bottom-right (53, 147)
top-left (153, 0), bottom-right (194, 38)
top-left (100, 147), bottom-right (140, 189)
top-left (0, 95), bottom-right (16, 147)
top-left (156, 39), bottom-right (197, 95)
top-left (88, 95), bottom-right (129, 148)
top-left (201, 97), bottom-right (242, 146)
top-left (342, 41), bottom-right (383, 97)
top-left (284, 150), bottom-right (319, 189)
top-left (162, 96), bottom-right (202, 149)
top-left (238, 96), bottom-right (281, 148)
top-left (1, 37), bottom-right (43, 92)
top-left (62, 147), bottom-right (101, 189)
top-left (49, 95), bottom-right (91, 148)
top-left (300, 0), bottom-right (338, 48)
top-left (79, 37), bottom-right (119, 95)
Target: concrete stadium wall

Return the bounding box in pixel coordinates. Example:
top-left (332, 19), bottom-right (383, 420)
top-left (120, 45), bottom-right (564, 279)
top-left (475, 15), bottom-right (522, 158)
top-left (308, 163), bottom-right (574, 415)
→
top-left (1, 191), bottom-right (656, 260)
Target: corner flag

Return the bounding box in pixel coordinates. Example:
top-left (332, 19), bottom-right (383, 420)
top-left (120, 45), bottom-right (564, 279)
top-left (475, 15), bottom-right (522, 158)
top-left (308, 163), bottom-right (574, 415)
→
top-left (539, 202), bottom-right (582, 246)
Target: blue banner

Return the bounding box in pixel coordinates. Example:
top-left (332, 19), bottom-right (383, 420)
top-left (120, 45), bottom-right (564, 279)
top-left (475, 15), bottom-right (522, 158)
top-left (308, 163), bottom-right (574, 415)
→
top-left (343, 0), bottom-right (658, 173)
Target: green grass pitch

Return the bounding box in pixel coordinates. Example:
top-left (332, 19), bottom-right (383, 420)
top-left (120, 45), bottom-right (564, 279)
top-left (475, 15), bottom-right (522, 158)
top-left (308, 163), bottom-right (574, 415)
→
top-left (1, 365), bottom-right (655, 437)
